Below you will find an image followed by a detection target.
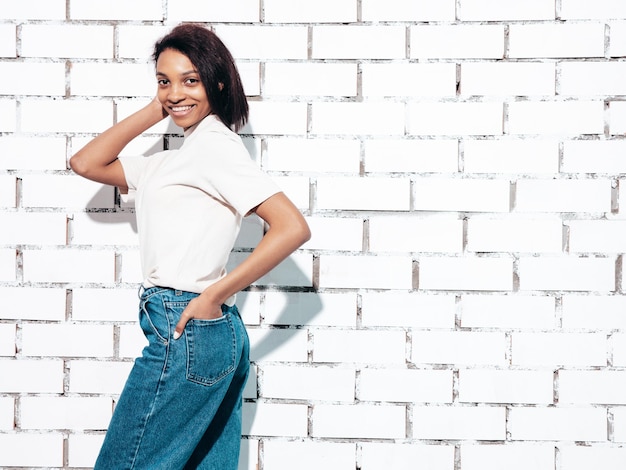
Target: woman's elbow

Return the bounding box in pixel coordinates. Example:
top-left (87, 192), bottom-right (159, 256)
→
top-left (295, 217), bottom-right (311, 246)
top-left (69, 154), bottom-right (87, 176)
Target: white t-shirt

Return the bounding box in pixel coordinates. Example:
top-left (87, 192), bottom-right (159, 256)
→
top-left (120, 114), bottom-right (280, 303)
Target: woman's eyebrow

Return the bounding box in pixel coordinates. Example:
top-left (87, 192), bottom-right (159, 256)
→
top-left (156, 70), bottom-right (198, 77)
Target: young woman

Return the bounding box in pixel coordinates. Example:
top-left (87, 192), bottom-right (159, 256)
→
top-left (70, 24), bottom-right (310, 469)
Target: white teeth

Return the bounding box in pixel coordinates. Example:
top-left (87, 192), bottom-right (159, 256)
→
top-left (171, 105), bottom-right (193, 112)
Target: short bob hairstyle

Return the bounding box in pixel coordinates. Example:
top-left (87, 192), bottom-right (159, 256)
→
top-left (153, 24), bottom-right (248, 132)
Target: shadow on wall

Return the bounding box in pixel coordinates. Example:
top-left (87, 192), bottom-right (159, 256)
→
top-left (82, 118), bottom-right (322, 469)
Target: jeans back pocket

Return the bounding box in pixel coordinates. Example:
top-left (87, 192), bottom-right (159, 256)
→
top-left (185, 315), bottom-right (237, 387)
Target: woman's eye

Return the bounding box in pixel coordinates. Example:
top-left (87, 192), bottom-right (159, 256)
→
top-left (157, 79), bottom-right (169, 86)
top-left (186, 78), bottom-right (199, 85)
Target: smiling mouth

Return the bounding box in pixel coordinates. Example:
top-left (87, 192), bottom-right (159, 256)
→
top-left (170, 105), bottom-right (195, 114)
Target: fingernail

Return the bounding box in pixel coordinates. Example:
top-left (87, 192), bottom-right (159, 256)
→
top-left (173, 331), bottom-right (181, 340)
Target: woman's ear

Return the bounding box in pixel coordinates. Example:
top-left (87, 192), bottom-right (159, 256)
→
top-left (218, 82), bottom-right (224, 91)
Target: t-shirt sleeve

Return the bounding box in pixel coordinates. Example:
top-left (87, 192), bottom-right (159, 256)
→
top-left (118, 155), bottom-right (150, 191)
top-left (197, 135), bottom-right (282, 216)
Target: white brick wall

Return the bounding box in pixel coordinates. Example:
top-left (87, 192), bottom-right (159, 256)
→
top-left (2, 1), bottom-right (626, 469)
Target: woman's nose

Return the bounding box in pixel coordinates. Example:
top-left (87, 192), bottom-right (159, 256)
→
top-left (167, 83), bottom-right (184, 102)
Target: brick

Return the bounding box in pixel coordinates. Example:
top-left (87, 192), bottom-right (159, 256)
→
top-left (240, 439), bottom-right (258, 470)
top-left (0, 24), bottom-right (16, 57)
top-left (563, 140), bottom-right (626, 173)
top-left (362, 0), bottom-right (455, 21)
top-left (0, 249), bottom-right (16, 282)
top-left (413, 406), bottom-right (506, 440)
top-left (228, 252), bottom-right (313, 288)
top-left (260, 364), bottom-right (355, 401)
top-left (459, 369), bottom-right (554, 404)
top-left (569, 220), bottom-right (626, 253)
top-left (560, 446), bottom-right (626, 470)
top-left (21, 25), bottom-right (114, 59)
top-left (238, 62), bottom-right (261, 96)
top-left (509, 23), bottom-right (605, 58)
top-left (168, 0), bottom-right (259, 22)
top-left (512, 332), bottom-right (607, 367)
top-left (312, 330), bottom-right (406, 364)
top-left (263, 441), bottom-right (356, 470)
top-left (265, 0), bottom-right (356, 22)
top-left (22, 249), bottom-right (116, 284)
top-left (0, 324), bottom-right (16, 356)
top-left (516, 179), bottom-right (611, 213)
top-left (362, 63), bottom-right (456, 98)
top-left (313, 26), bottom-right (405, 60)
top-left (460, 0), bottom-right (555, 20)
top-left (460, 444), bottom-right (556, 470)
top-left (410, 25), bottom-right (505, 59)
top-left (462, 62), bottom-right (555, 96)
top-left (67, 433), bottom-right (105, 468)
top-left (266, 176), bottom-right (310, 209)
top-left (20, 396), bottom-right (112, 430)
top-left (71, 63), bottom-right (155, 97)
top-left (610, 101), bottom-right (626, 135)
top-left (263, 292), bottom-right (356, 327)
top-left (518, 256), bottom-right (615, 292)
top-left (561, 62), bottom-right (626, 96)
top-left (317, 177), bottom-right (410, 211)
top-left (247, 328), bottom-right (308, 362)
top-left (0, 62), bottom-right (65, 96)
top-left (242, 101), bottom-right (307, 135)
top-left (412, 331), bottom-right (507, 366)
top-left (461, 294), bottom-right (556, 329)
top-left (359, 368), bottom-right (453, 403)
top-left (613, 407), bottom-right (626, 442)
top-left (464, 139), bottom-right (559, 174)
top-left (418, 256), bottom-right (513, 291)
top-left (300, 217), bottom-right (363, 251)
top-left (0, 99), bottom-right (16, 132)
top-left (70, 0), bottom-right (162, 20)
top-left (71, 212), bottom-right (138, 246)
top-left (72, 288), bottom-right (141, 322)
top-left (265, 138), bottom-right (360, 173)
top-left (408, 102), bottom-right (504, 136)
top-left (118, 25), bottom-right (170, 60)
top-left (0, 397), bottom-right (12, 429)
top-left (610, 20), bottom-right (626, 57)
top-left (509, 101), bottom-right (604, 136)
top-left (559, 370), bottom-right (626, 404)
top-left (0, 359), bottom-right (64, 393)
top-left (369, 215), bottom-right (463, 253)
top-left (312, 404), bottom-right (406, 439)
top-left (416, 178), bottom-right (510, 212)
top-left (0, 212), bottom-right (66, 245)
top-left (265, 63), bottom-right (356, 97)
top-left (312, 102), bottom-right (405, 136)
top-left (508, 407), bottom-right (606, 441)
top-left (69, 360), bottom-right (133, 394)
top-left (467, 217), bottom-right (562, 253)
top-left (22, 175), bottom-right (114, 209)
top-left (360, 443), bottom-right (454, 470)
top-left (0, 136), bottom-right (67, 170)
top-left (119, 323), bottom-right (147, 359)
top-left (118, 249), bottom-right (143, 284)
top-left (364, 139), bottom-right (459, 173)
top-left (21, 323), bottom-right (114, 357)
top-left (0, 287), bottom-right (66, 321)
top-left (21, 99), bottom-right (114, 133)
top-left (360, 292), bottom-right (456, 329)
top-left (561, 0), bottom-right (626, 19)
top-left (0, 176), bottom-right (16, 208)
top-left (319, 254), bottom-right (413, 289)
top-left (561, 295), bottom-right (626, 329)
top-left (1, 0), bottom-right (65, 19)
top-left (242, 402), bottom-right (308, 437)
top-left (214, 26), bottom-right (307, 60)
top-left (0, 433), bottom-right (64, 467)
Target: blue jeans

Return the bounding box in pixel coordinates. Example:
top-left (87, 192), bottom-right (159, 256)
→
top-left (94, 287), bottom-right (250, 470)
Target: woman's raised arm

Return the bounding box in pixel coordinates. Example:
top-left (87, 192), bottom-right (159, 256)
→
top-left (69, 98), bottom-right (166, 190)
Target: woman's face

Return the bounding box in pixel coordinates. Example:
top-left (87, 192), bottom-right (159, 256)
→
top-left (156, 48), bottom-right (211, 130)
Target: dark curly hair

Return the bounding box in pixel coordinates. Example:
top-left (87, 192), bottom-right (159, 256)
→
top-left (153, 24), bottom-right (248, 132)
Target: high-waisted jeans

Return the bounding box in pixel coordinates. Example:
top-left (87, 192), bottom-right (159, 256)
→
top-left (94, 287), bottom-right (250, 470)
